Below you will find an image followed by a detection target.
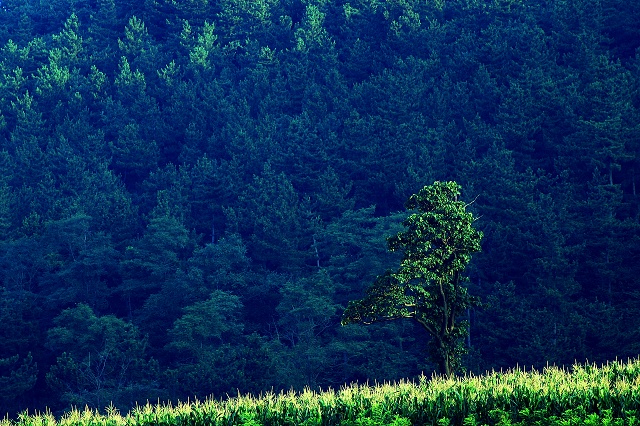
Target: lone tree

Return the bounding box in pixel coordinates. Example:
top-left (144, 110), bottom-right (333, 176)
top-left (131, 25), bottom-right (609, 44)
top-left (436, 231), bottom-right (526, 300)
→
top-left (341, 181), bottom-right (482, 377)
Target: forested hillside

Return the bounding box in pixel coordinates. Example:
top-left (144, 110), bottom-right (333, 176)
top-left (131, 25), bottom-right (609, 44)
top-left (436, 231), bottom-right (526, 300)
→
top-left (0, 0), bottom-right (639, 417)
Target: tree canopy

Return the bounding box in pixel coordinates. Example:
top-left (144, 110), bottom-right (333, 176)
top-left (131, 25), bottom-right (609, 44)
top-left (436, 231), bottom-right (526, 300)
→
top-left (0, 0), bottom-right (639, 417)
top-left (343, 182), bottom-right (482, 376)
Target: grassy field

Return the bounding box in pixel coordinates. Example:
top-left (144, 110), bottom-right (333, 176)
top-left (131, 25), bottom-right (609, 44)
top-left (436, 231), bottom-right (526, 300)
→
top-left (4, 358), bottom-right (640, 426)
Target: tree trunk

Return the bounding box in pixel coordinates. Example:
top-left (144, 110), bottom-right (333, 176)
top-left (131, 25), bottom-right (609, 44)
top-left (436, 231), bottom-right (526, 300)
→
top-left (439, 356), bottom-right (452, 377)
top-left (435, 337), bottom-right (453, 377)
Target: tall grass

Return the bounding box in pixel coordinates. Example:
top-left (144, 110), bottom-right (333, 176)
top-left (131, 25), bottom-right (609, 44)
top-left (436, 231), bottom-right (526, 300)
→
top-left (4, 358), bottom-right (640, 426)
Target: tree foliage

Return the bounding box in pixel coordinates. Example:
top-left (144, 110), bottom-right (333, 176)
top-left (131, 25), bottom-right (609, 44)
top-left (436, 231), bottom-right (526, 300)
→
top-left (0, 0), bottom-right (639, 416)
top-left (342, 182), bottom-right (482, 376)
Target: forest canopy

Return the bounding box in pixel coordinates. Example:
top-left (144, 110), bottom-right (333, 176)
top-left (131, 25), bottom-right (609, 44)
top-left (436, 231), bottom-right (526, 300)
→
top-left (0, 0), bottom-right (639, 417)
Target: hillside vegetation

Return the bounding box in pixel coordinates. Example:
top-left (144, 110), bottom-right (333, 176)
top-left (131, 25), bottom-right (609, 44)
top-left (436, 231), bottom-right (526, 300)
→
top-left (0, 0), bottom-right (639, 417)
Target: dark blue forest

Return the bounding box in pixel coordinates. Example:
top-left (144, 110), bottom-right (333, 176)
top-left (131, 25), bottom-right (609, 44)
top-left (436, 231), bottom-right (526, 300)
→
top-left (0, 0), bottom-right (639, 417)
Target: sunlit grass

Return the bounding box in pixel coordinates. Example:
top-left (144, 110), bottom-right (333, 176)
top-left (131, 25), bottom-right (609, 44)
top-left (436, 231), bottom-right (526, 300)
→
top-left (4, 358), bottom-right (640, 425)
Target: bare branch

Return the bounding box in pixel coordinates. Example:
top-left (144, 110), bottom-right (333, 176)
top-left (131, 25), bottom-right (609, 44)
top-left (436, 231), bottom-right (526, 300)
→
top-left (464, 193), bottom-right (481, 208)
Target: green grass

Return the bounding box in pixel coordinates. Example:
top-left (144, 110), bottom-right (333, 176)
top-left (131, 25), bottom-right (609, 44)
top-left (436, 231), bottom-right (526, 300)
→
top-left (5, 358), bottom-right (640, 426)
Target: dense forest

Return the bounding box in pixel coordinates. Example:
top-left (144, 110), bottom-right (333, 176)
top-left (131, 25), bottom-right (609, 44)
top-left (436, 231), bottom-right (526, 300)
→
top-left (0, 0), bottom-right (639, 417)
